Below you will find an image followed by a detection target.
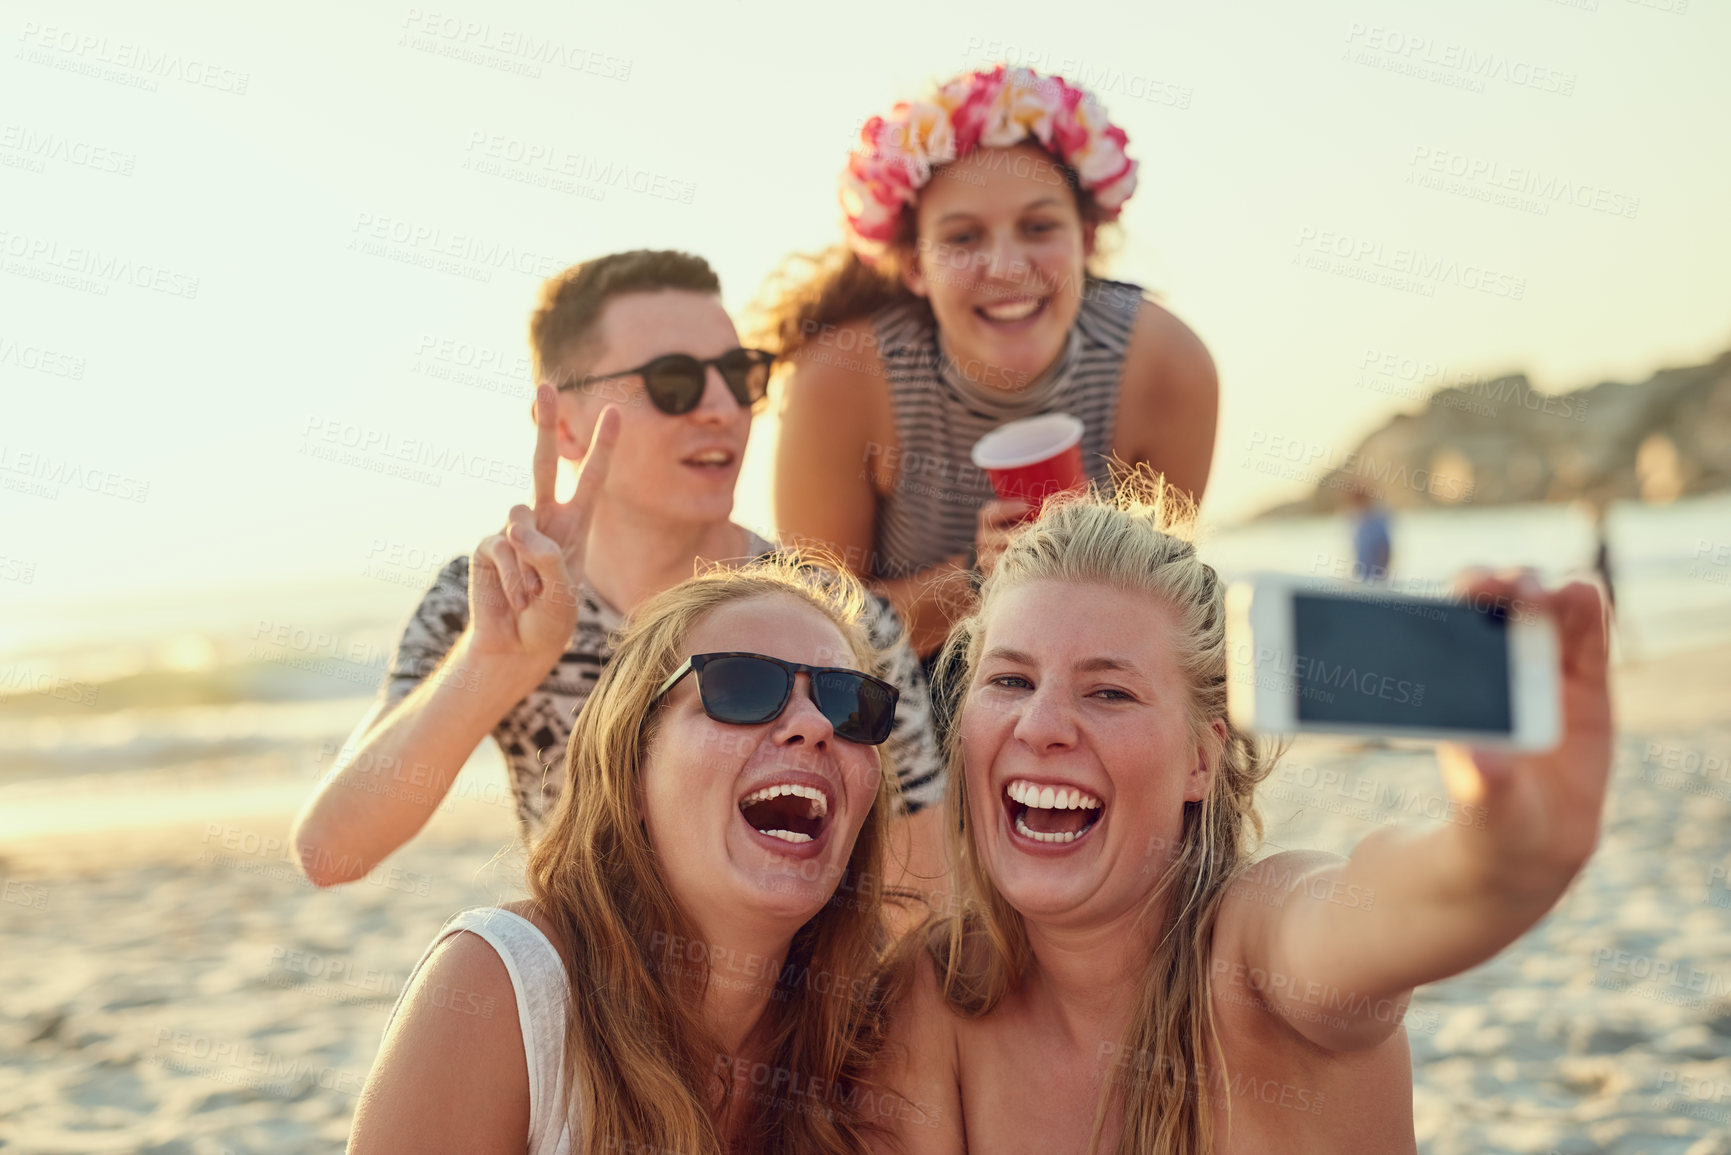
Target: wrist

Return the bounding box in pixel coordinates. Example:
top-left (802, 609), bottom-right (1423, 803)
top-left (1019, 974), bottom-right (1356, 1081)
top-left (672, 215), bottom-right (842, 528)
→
top-left (450, 632), bottom-right (560, 704)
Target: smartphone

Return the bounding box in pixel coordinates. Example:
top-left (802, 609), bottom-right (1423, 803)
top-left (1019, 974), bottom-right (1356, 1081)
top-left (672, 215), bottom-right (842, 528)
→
top-left (1225, 573), bottom-right (1561, 749)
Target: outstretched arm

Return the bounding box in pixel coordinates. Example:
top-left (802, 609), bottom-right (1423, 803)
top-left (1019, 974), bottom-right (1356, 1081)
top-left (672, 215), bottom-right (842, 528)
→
top-left (1232, 575), bottom-right (1612, 1051)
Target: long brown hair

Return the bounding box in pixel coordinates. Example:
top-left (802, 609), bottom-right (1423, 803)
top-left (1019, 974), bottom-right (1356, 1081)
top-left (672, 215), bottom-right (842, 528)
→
top-left (928, 470), bottom-right (1278, 1153)
top-left (526, 555), bottom-right (902, 1155)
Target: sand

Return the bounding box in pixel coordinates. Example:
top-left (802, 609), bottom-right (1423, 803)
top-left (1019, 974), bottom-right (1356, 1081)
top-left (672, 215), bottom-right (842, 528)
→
top-left (3, 647), bottom-right (1729, 1154)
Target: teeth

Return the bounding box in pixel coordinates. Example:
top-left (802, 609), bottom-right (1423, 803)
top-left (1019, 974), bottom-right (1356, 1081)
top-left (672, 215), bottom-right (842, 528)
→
top-left (739, 782), bottom-right (829, 819)
top-left (1005, 780), bottom-right (1102, 810)
top-left (1014, 814), bottom-right (1079, 844)
top-left (980, 298), bottom-right (1041, 321)
top-left (689, 451), bottom-right (730, 465)
top-left (759, 829), bottom-right (813, 844)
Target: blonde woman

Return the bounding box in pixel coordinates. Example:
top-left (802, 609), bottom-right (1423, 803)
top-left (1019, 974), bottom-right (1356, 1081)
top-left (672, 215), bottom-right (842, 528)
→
top-left (877, 476), bottom-right (1611, 1153)
top-left (352, 531), bottom-right (913, 1151)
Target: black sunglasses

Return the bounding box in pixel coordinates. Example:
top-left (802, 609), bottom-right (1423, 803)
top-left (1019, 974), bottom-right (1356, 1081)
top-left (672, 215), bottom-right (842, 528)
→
top-left (561, 348), bottom-right (776, 416)
top-left (654, 652), bottom-right (899, 746)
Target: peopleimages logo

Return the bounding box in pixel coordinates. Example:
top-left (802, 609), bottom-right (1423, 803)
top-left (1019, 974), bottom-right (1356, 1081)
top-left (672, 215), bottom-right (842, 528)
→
top-left (1407, 146), bottom-right (1639, 219)
top-left (1342, 23), bottom-right (1577, 96)
top-left (1293, 228), bottom-right (1526, 300)
top-left (15, 22), bottom-right (250, 94)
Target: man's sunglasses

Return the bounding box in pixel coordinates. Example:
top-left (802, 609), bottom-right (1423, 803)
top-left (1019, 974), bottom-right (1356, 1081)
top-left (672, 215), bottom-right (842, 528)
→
top-left (654, 652), bottom-right (899, 746)
top-left (560, 348), bottom-right (776, 416)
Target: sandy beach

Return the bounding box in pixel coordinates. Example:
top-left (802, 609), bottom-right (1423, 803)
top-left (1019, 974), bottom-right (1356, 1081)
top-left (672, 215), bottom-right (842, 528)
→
top-left (3, 645), bottom-right (1729, 1155)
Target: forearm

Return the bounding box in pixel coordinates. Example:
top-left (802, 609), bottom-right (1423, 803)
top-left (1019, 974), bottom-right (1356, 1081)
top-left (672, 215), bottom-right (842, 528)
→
top-left (1271, 822), bottom-right (1583, 1018)
top-left (291, 637), bottom-right (549, 885)
top-left (871, 555), bottom-right (974, 659)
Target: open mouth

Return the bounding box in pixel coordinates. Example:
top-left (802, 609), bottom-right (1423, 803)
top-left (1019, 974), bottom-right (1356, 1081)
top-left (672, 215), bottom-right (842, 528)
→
top-left (682, 449), bottom-right (737, 471)
top-left (738, 782), bottom-right (831, 846)
top-left (1002, 778), bottom-right (1103, 846)
top-left (975, 297), bottom-right (1049, 327)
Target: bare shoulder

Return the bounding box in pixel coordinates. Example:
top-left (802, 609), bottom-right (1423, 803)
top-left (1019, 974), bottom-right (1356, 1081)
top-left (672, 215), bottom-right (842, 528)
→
top-left (779, 315), bottom-right (893, 412)
top-left (1114, 297), bottom-right (1219, 499)
top-left (1214, 850), bottom-right (1353, 963)
top-left (776, 315), bottom-right (898, 501)
top-left (1121, 296), bottom-right (1216, 392)
top-left (873, 945), bottom-right (966, 1154)
top-left (349, 922), bottom-right (529, 1154)
top-left (1208, 853), bottom-right (1417, 1153)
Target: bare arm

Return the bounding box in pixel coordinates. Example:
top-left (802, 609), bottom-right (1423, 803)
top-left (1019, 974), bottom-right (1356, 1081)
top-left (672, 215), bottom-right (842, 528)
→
top-left (774, 333), bottom-right (975, 659)
top-left (293, 389), bottom-right (620, 885)
top-left (1234, 576), bottom-right (1611, 1051)
top-left (349, 932), bottom-right (530, 1154)
top-left (291, 639), bottom-right (553, 886)
top-left (1116, 299), bottom-right (1219, 508)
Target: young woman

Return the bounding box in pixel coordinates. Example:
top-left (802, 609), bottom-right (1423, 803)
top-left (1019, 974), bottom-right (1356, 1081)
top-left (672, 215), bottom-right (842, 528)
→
top-left (757, 65), bottom-right (1220, 662)
top-left (350, 545), bottom-right (916, 1153)
top-left (876, 477), bottom-right (1612, 1153)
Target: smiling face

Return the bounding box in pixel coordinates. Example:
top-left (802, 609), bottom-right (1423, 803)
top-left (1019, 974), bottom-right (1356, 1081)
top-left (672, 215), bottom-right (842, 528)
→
top-left (961, 580), bottom-right (1216, 927)
top-left (550, 289), bottom-right (750, 526)
top-left (640, 594), bottom-right (884, 930)
top-left (903, 142), bottom-right (1093, 390)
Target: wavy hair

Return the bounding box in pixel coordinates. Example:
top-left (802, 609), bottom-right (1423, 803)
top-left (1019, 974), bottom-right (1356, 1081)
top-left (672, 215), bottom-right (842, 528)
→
top-left (927, 469), bottom-right (1278, 1153)
top-left (526, 554), bottom-right (903, 1155)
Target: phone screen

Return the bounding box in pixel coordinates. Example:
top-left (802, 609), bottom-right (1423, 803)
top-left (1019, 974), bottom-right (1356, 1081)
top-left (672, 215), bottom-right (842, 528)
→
top-left (1290, 593), bottom-right (1512, 733)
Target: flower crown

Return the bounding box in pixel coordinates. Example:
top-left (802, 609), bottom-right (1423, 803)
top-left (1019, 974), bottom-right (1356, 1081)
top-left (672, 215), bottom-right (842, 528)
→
top-left (839, 64), bottom-right (1138, 263)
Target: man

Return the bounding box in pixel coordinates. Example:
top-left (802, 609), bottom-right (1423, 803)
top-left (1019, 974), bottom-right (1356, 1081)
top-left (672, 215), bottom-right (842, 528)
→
top-left (291, 250), bottom-right (945, 888)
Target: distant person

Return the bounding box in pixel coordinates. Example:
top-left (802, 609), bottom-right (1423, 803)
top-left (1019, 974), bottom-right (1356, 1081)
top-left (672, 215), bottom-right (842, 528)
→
top-left (290, 250), bottom-right (946, 893)
top-left (1589, 500), bottom-right (1617, 613)
top-left (755, 64), bottom-right (1220, 672)
top-left (1345, 483), bottom-right (1392, 582)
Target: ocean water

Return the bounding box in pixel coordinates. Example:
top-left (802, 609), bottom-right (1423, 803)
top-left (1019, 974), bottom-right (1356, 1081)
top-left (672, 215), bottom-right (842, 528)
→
top-left (1, 493), bottom-right (1726, 797)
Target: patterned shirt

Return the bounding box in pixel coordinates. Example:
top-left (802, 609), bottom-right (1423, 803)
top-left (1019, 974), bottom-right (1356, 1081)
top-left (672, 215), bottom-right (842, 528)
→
top-left (379, 531), bottom-right (943, 839)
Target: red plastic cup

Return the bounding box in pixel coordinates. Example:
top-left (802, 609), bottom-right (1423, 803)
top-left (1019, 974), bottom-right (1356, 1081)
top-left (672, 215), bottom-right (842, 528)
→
top-left (971, 414), bottom-right (1087, 520)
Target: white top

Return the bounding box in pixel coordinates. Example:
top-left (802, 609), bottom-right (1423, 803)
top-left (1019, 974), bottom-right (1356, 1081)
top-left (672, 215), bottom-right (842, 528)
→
top-left (387, 907), bottom-right (573, 1154)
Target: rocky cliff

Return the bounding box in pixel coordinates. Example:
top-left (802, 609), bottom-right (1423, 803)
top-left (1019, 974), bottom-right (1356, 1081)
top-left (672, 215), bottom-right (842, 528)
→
top-left (1255, 348), bottom-right (1731, 517)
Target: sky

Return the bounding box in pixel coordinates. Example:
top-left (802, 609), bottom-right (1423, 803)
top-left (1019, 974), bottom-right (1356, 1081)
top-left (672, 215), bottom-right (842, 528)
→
top-left (2, 0), bottom-right (1727, 653)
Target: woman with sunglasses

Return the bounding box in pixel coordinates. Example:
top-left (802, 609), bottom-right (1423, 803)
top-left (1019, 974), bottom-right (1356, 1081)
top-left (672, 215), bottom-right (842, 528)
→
top-left (756, 65), bottom-right (1219, 670)
top-left (869, 479), bottom-right (1611, 1154)
top-left (351, 540), bottom-right (919, 1153)
top-left (292, 250), bottom-right (946, 897)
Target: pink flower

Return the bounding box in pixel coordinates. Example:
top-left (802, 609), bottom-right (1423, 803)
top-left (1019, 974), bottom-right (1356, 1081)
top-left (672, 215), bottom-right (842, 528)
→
top-left (840, 64), bottom-right (1141, 259)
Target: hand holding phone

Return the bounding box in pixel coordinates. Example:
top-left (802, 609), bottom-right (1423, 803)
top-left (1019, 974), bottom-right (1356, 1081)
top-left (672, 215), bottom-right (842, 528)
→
top-left (1229, 568), bottom-right (1613, 878)
top-left (1433, 571), bottom-right (1613, 878)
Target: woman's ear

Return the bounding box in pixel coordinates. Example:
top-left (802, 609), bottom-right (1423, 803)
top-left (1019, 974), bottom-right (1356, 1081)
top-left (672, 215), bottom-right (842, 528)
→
top-left (1082, 220), bottom-right (1098, 263)
top-left (898, 246), bottom-right (930, 299)
top-left (1184, 718), bottom-right (1229, 803)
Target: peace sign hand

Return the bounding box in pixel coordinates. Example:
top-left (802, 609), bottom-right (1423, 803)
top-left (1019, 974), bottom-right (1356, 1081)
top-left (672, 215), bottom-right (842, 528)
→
top-left (468, 386), bottom-right (620, 668)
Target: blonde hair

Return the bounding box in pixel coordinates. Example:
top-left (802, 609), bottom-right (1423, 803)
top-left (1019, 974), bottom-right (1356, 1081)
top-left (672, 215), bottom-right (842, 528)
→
top-left (526, 554), bottom-right (902, 1155)
top-left (928, 470), bottom-right (1277, 1153)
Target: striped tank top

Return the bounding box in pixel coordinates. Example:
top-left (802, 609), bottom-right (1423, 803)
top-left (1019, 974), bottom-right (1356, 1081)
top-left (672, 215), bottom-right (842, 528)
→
top-left (868, 277), bottom-right (1144, 581)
